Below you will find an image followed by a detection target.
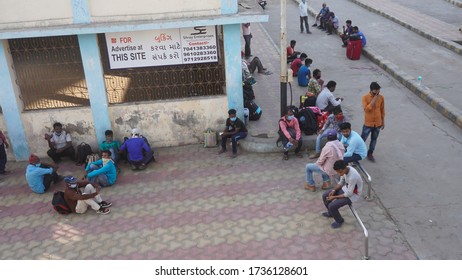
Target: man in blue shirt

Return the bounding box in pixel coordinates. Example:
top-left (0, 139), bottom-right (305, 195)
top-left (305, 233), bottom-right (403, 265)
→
top-left (297, 58), bottom-right (312, 87)
top-left (120, 128), bottom-right (154, 170)
top-left (85, 150), bottom-right (117, 187)
top-left (25, 154), bottom-right (62, 194)
top-left (339, 122), bottom-right (367, 163)
top-left (351, 26), bottom-right (367, 47)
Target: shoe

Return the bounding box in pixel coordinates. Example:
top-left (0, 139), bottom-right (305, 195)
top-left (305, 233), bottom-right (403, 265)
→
top-left (317, 26), bottom-right (323, 29)
top-left (321, 182), bottom-right (331, 190)
top-left (312, 23), bottom-right (317, 27)
top-left (218, 149), bottom-right (227, 154)
top-left (230, 153), bottom-right (238, 159)
top-left (96, 207), bottom-right (111, 215)
top-left (130, 164), bottom-right (138, 170)
top-left (304, 183), bottom-right (316, 192)
top-left (295, 152), bottom-right (303, 158)
top-left (309, 152), bottom-right (320, 159)
top-left (322, 212), bottom-right (332, 218)
top-left (138, 163), bottom-right (147, 170)
top-left (327, 32), bottom-right (333, 35)
top-left (0, 170), bottom-right (12, 175)
top-left (331, 221), bottom-right (343, 229)
top-left (99, 201), bottom-right (112, 208)
top-left (306, 31), bottom-right (312, 34)
top-left (300, 30), bottom-right (304, 33)
top-left (367, 153), bottom-right (375, 162)
top-left (342, 44), bottom-right (347, 48)
top-left (282, 154), bottom-right (289, 160)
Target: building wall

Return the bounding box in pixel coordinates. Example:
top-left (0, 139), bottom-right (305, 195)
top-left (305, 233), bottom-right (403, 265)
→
top-left (89, 0), bottom-right (221, 23)
top-left (19, 96), bottom-right (227, 158)
top-left (0, 0), bottom-right (221, 30)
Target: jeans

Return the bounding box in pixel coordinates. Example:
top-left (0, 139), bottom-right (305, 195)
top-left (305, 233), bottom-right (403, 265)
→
top-left (300, 16), bottom-right (309, 32)
top-left (361, 125), bottom-right (381, 154)
top-left (343, 153), bottom-right (362, 164)
top-left (315, 130), bottom-right (342, 153)
top-left (87, 164), bottom-right (110, 187)
top-left (306, 163), bottom-right (330, 186)
top-left (75, 184), bottom-right (103, 214)
top-left (221, 132), bottom-right (247, 154)
top-left (47, 146), bottom-right (75, 163)
top-left (243, 34), bottom-right (252, 57)
top-left (322, 188), bottom-right (352, 223)
top-left (42, 168), bottom-right (60, 192)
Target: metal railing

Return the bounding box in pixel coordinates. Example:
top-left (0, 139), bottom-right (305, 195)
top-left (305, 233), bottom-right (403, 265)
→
top-left (349, 204), bottom-right (369, 260)
top-left (353, 161), bottom-right (373, 201)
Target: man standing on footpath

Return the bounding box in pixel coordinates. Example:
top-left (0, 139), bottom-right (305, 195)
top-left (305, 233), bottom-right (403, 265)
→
top-left (361, 82), bottom-right (385, 162)
top-left (299, 0), bottom-right (312, 34)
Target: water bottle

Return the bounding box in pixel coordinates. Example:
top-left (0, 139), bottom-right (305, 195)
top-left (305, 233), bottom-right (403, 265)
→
top-left (284, 142), bottom-right (293, 151)
top-left (417, 76), bottom-right (422, 86)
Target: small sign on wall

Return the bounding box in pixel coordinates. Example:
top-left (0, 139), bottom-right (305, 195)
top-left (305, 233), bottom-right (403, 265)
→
top-left (105, 26), bottom-right (218, 69)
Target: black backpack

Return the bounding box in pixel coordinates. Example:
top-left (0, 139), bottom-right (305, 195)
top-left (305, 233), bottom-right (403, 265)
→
top-left (76, 142), bottom-right (93, 166)
top-left (243, 83), bottom-right (255, 102)
top-left (296, 108), bottom-right (318, 135)
top-left (52, 191), bottom-right (72, 214)
top-left (244, 100), bottom-right (262, 121)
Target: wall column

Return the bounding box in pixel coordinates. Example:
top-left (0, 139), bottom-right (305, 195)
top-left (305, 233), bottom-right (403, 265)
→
top-left (0, 40), bottom-right (30, 160)
top-left (223, 24), bottom-right (244, 120)
top-left (78, 34), bottom-right (112, 145)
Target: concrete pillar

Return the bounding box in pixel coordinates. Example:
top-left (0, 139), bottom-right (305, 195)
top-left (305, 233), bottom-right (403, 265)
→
top-left (223, 24), bottom-right (244, 120)
top-left (0, 40), bottom-right (31, 160)
top-left (77, 34), bottom-right (112, 145)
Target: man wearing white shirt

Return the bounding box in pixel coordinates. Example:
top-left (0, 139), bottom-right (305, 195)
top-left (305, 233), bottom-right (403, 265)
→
top-left (44, 122), bottom-right (75, 163)
top-left (315, 80), bottom-right (343, 113)
top-left (298, 0), bottom-right (312, 34)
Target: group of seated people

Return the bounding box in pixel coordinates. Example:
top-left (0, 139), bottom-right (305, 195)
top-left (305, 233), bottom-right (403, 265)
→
top-left (311, 3), bottom-right (367, 47)
top-left (25, 123), bottom-right (155, 214)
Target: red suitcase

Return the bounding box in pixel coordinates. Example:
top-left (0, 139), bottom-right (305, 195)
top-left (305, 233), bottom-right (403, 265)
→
top-left (346, 40), bottom-right (362, 60)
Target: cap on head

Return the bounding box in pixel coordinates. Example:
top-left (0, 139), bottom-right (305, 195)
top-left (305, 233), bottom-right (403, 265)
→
top-left (29, 154), bottom-right (40, 164)
top-left (327, 129), bottom-right (338, 141)
top-left (131, 128), bottom-right (141, 135)
top-left (64, 176), bottom-right (77, 185)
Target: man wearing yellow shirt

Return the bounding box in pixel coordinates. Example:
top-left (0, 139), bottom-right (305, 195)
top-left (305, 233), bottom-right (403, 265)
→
top-left (361, 82), bottom-right (385, 162)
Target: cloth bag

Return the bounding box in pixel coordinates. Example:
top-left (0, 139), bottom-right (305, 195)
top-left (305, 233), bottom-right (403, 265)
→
top-left (203, 128), bottom-right (217, 148)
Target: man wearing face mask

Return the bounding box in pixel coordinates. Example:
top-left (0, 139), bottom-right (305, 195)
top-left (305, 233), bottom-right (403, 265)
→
top-left (84, 150), bottom-right (117, 187)
top-left (63, 176), bottom-right (111, 215)
top-left (25, 154), bottom-right (62, 194)
top-left (279, 107), bottom-right (303, 160)
top-left (218, 109), bottom-right (247, 158)
top-left (44, 122), bottom-right (75, 163)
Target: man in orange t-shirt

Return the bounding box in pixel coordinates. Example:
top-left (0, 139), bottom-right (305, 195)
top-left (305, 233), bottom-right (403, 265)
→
top-left (361, 82), bottom-right (385, 162)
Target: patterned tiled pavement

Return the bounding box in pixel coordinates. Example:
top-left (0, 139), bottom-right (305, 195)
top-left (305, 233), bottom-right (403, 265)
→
top-left (0, 145), bottom-right (416, 260)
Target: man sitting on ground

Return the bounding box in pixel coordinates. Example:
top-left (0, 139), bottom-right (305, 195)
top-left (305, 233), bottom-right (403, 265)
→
top-left (241, 51), bottom-right (270, 75)
top-left (315, 80), bottom-right (343, 113)
top-left (63, 176), bottom-right (111, 215)
top-left (305, 129), bottom-right (345, 192)
top-left (100, 130), bottom-right (121, 164)
top-left (297, 58), bottom-right (313, 87)
top-left (218, 109), bottom-right (248, 159)
top-left (321, 159), bottom-right (363, 228)
top-left (85, 150), bottom-right (117, 187)
top-left (25, 154), bottom-right (62, 194)
top-left (279, 107), bottom-right (303, 160)
top-left (120, 128), bottom-right (154, 170)
top-left (307, 69), bottom-right (324, 97)
top-left (44, 122), bottom-right (75, 163)
top-left (287, 40), bottom-right (301, 64)
top-left (339, 122), bottom-right (367, 164)
top-left (290, 53), bottom-right (307, 77)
